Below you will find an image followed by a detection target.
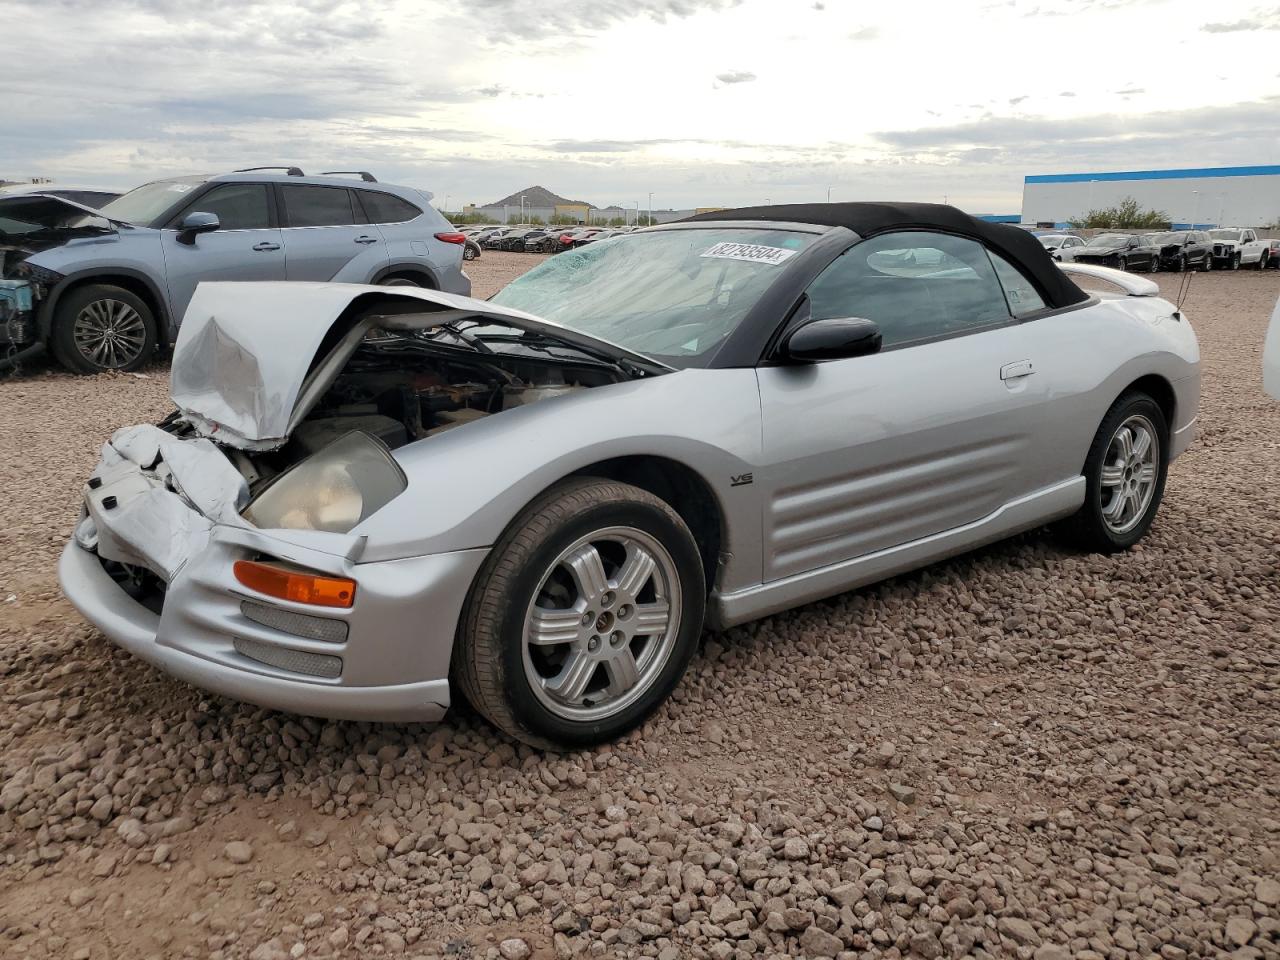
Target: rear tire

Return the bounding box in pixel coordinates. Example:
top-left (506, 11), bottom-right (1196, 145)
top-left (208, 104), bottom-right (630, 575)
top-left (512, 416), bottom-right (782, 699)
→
top-left (1148, 256), bottom-right (1159, 274)
top-left (51, 284), bottom-right (157, 375)
top-left (453, 478), bottom-right (705, 749)
top-left (1057, 392), bottom-right (1169, 552)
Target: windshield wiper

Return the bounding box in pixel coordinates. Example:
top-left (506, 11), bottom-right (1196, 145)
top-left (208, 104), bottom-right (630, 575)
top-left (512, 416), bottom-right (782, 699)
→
top-left (475, 330), bottom-right (666, 377)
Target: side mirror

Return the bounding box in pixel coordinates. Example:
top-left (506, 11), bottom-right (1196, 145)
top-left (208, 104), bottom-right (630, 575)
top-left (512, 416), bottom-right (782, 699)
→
top-left (176, 211), bottom-right (220, 245)
top-left (780, 316), bottom-right (882, 363)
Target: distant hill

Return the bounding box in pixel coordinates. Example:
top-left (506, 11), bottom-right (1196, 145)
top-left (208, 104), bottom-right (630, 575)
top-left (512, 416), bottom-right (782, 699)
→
top-left (484, 185), bottom-right (592, 208)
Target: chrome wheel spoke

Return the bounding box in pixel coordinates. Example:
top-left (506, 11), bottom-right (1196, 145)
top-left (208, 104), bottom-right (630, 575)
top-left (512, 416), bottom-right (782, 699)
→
top-left (1131, 429), bottom-right (1152, 461)
top-left (545, 650), bottom-right (597, 703)
top-left (528, 607), bottom-right (583, 646)
top-left (1115, 427), bottom-right (1134, 462)
top-left (613, 543), bottom-right (655, 597)
top-left (1137, 464), bottom-right (1156, 484)
top-left (1100, 464), bottom-right (1125, 487)
top-left (564, 544), bottom-right (609, 600)
top-left (1102, 490), bottom-right (1130, 522)
top-left (632, 600), bottom-right (670, 636)
top-left (601, 648), bottom-right (640, 697)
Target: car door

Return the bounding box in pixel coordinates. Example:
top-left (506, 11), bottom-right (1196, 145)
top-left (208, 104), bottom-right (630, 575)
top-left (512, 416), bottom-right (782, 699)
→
top-left (159, 182), bottom-right (286, 322)
top-left (277, 183), bottom-right (389, 282)
top-left (754, 231), bottom-right (1051, 581)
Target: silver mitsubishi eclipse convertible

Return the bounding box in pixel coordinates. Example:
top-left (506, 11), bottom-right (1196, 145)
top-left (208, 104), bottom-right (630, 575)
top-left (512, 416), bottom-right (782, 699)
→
top-left (59, 203), bottom-right (1200, 748)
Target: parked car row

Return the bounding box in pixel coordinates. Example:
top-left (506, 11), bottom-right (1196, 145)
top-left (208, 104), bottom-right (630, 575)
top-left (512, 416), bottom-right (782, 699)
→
top-left (1040, 229), bottom-right (1278, 272)
top-left (0, 168), bottom-right (470, 373)
top-left (457, 224), bottom-right (638, 255)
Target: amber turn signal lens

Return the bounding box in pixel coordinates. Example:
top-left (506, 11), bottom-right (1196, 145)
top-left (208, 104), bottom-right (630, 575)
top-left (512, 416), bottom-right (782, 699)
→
top-left (233, 561), bottom-right (356, 609)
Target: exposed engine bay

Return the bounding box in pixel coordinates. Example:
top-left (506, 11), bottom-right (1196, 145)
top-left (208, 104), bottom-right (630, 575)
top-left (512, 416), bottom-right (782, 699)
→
top-left (200, 334), bottom-right (623, 493)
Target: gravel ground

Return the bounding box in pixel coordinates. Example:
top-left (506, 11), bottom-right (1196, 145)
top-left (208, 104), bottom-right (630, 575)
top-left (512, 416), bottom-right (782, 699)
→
top-left (1, 257), bottom-right (1277, 960)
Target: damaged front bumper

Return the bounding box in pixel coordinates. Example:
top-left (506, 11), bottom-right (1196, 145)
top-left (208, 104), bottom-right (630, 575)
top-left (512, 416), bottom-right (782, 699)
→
top-left (58, 424), bottom-right (485, 722)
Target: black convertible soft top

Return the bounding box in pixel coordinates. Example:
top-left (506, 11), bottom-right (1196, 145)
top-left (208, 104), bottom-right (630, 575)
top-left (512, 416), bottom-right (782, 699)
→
top-left (685, 201), bottom-right (1090, 309)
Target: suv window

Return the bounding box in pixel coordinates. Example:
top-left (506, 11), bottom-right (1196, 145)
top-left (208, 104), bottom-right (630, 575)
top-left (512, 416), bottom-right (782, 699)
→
top-left (281, 185), bottom-right (357, 228)
top-left (806, 231), bottom-right (1012, 348)
top-left (357, 190), bottom-right (421, 224)
top-left (988, 251), bottom-right (1046, 316)
top-left (182, 183), bottom-right (270, 231)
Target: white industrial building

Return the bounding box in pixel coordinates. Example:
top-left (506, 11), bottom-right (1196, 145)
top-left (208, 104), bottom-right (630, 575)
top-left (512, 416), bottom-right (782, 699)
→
top-left (1022, 165), bottom-right (1280, 229)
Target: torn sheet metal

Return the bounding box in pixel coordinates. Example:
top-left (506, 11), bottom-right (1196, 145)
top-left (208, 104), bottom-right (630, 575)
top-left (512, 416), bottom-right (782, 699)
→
top-left (86, 424), bottom-right (250, 580)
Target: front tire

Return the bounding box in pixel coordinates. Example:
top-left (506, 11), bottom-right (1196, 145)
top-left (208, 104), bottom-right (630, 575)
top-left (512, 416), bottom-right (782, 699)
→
top-left (1118, 256), bottom-right (1128, 272)
top-left (51, 284), bottom-right (157, 374)
top-left (1057, 392), bottom-right (1169, 552)
top-left (453, 478), bottom-right (705, 749)
top-left (1202, 253), bottom-right (1212, 272)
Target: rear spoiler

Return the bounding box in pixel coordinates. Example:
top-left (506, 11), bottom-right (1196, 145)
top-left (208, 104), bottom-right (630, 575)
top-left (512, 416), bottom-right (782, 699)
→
top-left (1057, 262), bottom-right (1158, 297)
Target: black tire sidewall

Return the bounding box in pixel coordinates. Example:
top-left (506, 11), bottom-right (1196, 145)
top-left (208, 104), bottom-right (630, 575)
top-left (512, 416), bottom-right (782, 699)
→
top-left (1080, 394), bottom-right (1170, 550)
top-left (487, 494), bottom-right (704, 747)
top-left (52, 284), bottom-right (157, 374)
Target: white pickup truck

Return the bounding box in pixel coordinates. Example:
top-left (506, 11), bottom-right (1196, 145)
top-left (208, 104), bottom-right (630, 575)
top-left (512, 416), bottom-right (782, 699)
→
top-left (1208, 227), bottom-right (1271, 269)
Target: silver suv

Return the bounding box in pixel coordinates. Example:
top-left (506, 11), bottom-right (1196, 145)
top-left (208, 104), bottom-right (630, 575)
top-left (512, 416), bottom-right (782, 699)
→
top-left (0, 168), bottom-right (470, 373)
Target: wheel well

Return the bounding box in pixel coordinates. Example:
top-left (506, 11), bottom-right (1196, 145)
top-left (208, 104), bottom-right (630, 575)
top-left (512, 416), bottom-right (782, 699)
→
top-left (48, 274), bottom-right (167, 340)
top-left (1124, 374), bottom-right (1176, 430)
top-left (379, 268), bottom-right (438, 289)
top-left (570, 456), bottom-right (724, 594)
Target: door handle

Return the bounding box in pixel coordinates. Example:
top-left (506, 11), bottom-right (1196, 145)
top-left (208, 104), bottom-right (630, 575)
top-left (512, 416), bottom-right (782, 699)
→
top-left (1000, 359), bottom-right (1035, 380)
top-left (252, 242), bottom-right (280, 252)
top-left (354, 235), bottom-right (378, 245)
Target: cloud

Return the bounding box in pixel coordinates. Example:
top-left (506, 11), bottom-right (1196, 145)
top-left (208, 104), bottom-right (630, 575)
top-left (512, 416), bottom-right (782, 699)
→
top-left (715, 70), bottom-right (757, 84)
top-left (1008, 96), bottom-right (1028, 105)
top-left (1059, 91), bottom-right (1076, 97)
top-left (849, 26), bottom-right (879, 40)
top-left (1202, 7), bottom-right (1280, 31)
top-left (870, 100), bottom-right (1280, 175)
top-left (470, 0), bottom-right (742, 42)
top-left (1114, 86), bottom-right (1145, 95)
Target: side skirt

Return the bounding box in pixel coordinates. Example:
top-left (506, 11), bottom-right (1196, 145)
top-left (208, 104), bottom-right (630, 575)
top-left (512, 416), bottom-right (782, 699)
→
top-left (708, 476), bottom-right (1085, 629)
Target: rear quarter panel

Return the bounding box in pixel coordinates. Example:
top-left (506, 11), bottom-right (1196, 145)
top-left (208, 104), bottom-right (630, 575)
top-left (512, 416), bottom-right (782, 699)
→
top-left (1023, 295), bottom-right (1199, 489)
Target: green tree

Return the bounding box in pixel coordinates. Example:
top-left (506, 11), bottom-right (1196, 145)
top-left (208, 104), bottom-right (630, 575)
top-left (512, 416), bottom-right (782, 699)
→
top-left (1068, 197), bottom-right (1170, 230)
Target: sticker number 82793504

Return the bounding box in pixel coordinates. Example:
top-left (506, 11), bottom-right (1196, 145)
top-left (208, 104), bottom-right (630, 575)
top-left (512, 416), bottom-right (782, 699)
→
top-left (699, 241), bottom-right (797, 266)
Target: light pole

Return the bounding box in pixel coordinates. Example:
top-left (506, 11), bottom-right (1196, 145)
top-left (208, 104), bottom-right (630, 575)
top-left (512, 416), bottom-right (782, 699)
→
top-left (647, 192), bottom-right (653, 227)
top-left (520, 194), bottom-right (527, 224)
top-left (630, 201), bottom-right (640, 226)
top-left (826, 186), bottom-right (833, 203)
top-left (444, 194), bottom-right (450, 213)
top-left (1191, 190), bottom-right (1200, 228)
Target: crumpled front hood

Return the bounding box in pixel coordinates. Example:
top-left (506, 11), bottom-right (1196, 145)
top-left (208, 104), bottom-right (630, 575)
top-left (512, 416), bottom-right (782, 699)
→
top-left (0, 193), bottom-right (120, 269)
top-left (171, 281), bottom-right (670, 451)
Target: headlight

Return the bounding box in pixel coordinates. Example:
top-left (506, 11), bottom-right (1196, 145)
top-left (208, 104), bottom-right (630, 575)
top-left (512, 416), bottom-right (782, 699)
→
top-left (243, 431), bottom-right (407, 533)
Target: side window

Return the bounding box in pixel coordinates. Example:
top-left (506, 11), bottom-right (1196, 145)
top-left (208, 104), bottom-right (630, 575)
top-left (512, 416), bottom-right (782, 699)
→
top-left (280, 185), bottom-right (358, 228)
top-left (988, 251), bottom-right (1047, 317)
top-left (182, 183), bottom-right (270, 230)
top-left (357, 191), bottom-right (422, 224)
top-left (805, 231), bottom-right (1011, 349)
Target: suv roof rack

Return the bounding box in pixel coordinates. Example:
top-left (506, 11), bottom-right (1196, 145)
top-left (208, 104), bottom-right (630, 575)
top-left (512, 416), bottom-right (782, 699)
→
top-left (234, 166), bottom-right (305, 176)
top-left (319, 170), bottom-right (378, 183)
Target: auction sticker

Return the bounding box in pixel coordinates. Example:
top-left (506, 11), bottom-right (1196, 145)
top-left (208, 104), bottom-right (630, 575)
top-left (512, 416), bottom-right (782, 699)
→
top-left (700, 241), bottom-right (797, 265)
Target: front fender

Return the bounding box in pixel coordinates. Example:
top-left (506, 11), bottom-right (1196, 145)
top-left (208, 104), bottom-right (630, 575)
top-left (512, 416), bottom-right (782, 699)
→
top-left (352, 368), bottom-right (765, 592)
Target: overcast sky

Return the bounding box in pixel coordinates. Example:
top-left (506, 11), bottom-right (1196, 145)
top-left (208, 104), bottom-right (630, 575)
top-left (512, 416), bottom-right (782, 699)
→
top-left (3, 0), bottom-right (1278, 212)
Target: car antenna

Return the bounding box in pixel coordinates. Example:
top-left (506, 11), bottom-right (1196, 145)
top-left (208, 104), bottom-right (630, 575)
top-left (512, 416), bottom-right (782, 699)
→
top-left (1174, 266), bottom-right (1194, 311)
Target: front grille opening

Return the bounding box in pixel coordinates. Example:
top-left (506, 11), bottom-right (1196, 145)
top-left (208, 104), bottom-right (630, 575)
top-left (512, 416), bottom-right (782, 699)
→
top-left (100, 558), bottom-right (166, 615)
top-left (239, 600), bottom-right (348, 643)
top-left (232, 637), bottom-right (342, 679)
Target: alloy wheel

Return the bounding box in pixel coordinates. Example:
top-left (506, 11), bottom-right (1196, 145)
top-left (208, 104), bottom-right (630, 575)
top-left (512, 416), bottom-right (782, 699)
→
top-left (72, 299), bottom-right (147, 369)
top-left (1099, 414), bottom-right (1160, 535)
top-left (522, 526), bottom-right (682, 722)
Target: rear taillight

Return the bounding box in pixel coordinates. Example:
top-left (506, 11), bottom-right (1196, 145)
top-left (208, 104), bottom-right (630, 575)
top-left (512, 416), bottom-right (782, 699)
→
top-left (434, 232), bottom-right (467, 244)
